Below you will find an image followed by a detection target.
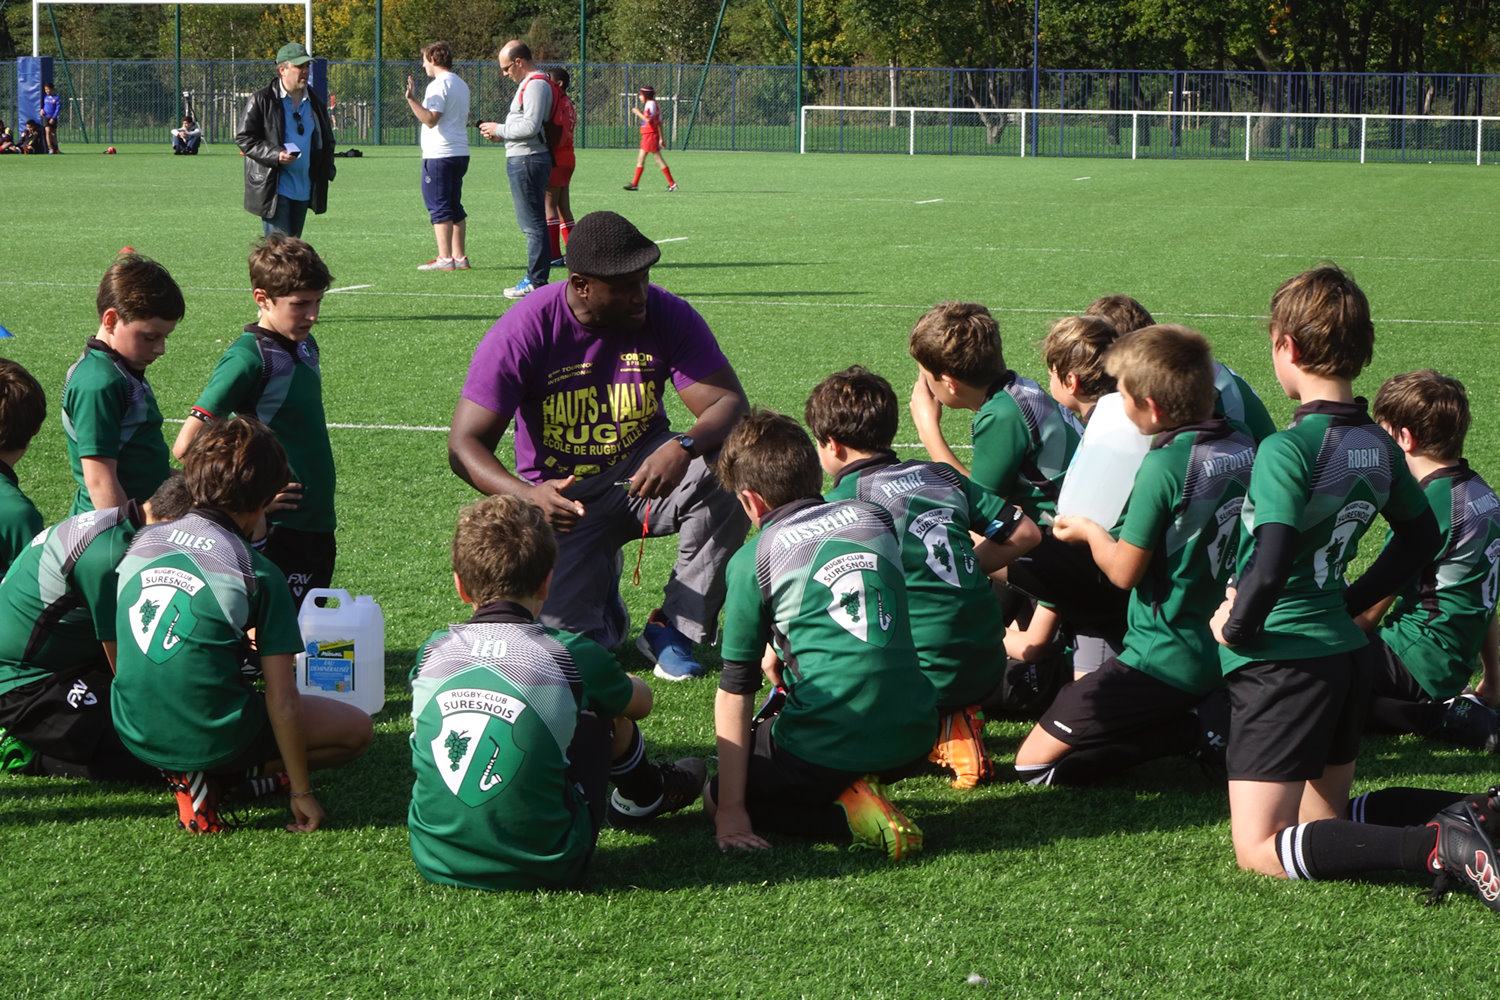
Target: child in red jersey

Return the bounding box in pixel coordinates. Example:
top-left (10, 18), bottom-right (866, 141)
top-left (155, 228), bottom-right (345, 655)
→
top-left (622, 86), bottom-right (676, 192)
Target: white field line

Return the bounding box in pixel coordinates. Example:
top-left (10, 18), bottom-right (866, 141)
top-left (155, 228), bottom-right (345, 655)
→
top-left (328, 284), bottom-right (374, 293)
top-left (915, 198), bottom-right (943, 204)
top-left (656, 237), bottom-right (689, 243)
top-left (161, 416), bottom-right (965, 449)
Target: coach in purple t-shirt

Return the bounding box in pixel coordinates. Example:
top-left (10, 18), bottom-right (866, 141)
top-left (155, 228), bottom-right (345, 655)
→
top-left (450, 211), bottom-right (749, 680)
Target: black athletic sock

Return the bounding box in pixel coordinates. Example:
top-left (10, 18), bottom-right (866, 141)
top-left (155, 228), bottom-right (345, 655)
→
top-left (609, 725), bottom-right (663, 806)
top-left (1348, 786), bottom-right (1465, 826)
top-left (1366, 696), bottom-right (1445, 735)
top-left (1276, 819), bottom-right (1436, 880)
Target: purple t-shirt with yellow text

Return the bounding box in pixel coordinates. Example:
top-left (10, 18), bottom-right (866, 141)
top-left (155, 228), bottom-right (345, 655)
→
top-left (460, 282), bottom-right (729, 481)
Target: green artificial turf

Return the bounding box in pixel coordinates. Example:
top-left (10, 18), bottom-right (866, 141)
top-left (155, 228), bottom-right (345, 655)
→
top-left (2, 144), bottom-right (1499, 999)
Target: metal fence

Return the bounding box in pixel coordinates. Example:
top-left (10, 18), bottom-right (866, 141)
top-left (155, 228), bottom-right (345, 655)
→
top-left (803, 106), bottom-right (1500, 164)
top-left (9, 59), bottom-right (1500, 159)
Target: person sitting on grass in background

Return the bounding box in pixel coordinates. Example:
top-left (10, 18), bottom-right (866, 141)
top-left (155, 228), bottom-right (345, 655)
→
top-left (171, 116), bottom-right (202, 155)
top-left (1352, 369), bottom-right (1500, 752)
top-left (546, 66), bottom-right (577, 267)
top-left (622, 86), bottom-right (675, 192)
top-left (0, 120), bottom-right (18, 153)
top-left (173, 234), bottom-right (336, 609)
top-left (1015, 325), bottom-right (1254, 786)
top-left (0, 475), bottom-right (192, 781)
top-left (408, 495), bottom-right (705, 892)
top-left (0, 358), bottom-right (45, 578)
top-left (1210, 266), bottom-right (1500, 915)
top-left (706, 409), bottom-right (937, 860)
top-left (111, 417), bottom-right (372, 834)
top-left (806, 366), bottom-right (1041, 788)
top-left (1086, 293), bottom-right (1277, 442)
top-left (63, 252), bottom-right (181, 516)
top-left (17, 119), bottom-right (44, 154)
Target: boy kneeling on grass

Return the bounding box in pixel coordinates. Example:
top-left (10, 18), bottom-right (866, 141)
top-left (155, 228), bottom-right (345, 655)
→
top-left (408, 495), bottom-right (704, 892)
top-left (1211, 265), bottom-right (1500, 913)
top-left (1354, 369), bottom-right (1500, 751)
top-left (1015, 325), bottom-right (1255, 785)
top-left (111, 417), bottom-right (372, 833)
top-left (806, 366), bottom-right (1040, 788)
top-left (706, 409), bottom-right (936, 860)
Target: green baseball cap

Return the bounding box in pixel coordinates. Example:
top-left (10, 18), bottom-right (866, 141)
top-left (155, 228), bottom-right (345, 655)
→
top-left (276, 42), bottom-right (312, 66)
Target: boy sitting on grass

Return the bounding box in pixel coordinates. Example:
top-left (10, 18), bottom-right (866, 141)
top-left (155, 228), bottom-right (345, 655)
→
top-left (63, 252), bottom-right (182, 515)
top-left (0, 475), bottom-right (192, 781)
top-left (1014, 325), bottom-right (1255, 785)
top-left (112, 417), bottom-right (372, 833)
top-left (0, 358), bottom-right (45, 577)
top-left (1212, 266), bottom-right (1500, 914)
top-left (706, 409), bottom-right (936, 859)
top-left (1353, 370), bottom-right (1500, 751)
top-left (1086, 293), bottom-right (1277, 443)
top-left (1005, 314), bottom-right (1126, 679)
top-left (173, 234), bottom-right (337, 607)
top-left (806, 366), bottom-right (1040, 788)
top-left (409, 494), bottom-right (704, 892)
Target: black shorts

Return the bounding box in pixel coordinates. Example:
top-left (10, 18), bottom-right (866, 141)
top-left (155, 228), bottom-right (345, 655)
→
top-left (211, 713), bottom-right (285, 776)
top-left (1038, 657), bottom-right (1206, 751)
top-left (707, 722), bottom-right (864, 838)
top-left (1366, 637), bottom-right (1434, 704)
top-left (1225, 650), bottom-right (1370, 782)
top-left (260, 525), bottom-right (336, 608)
top-left (0, 662), bottom-right (117, 761)
top-left (1006, 531), bottom-right (1128, 638)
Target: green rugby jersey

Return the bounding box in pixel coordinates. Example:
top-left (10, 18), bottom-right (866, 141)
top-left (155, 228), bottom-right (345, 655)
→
top-left (1220, 400), bottom-right (1428, 672)
top-left (1213, 361), bottom-right (1278, 443)
top-left (0, 504), bottom-right (141, 698)
top-left (968, 370), bottom-right (1083, 523)
top-left (62, 339), bottom-right (173, 515)
top-left (826, 454), bottom-right (1021, 707)
top-left (1116, 419), bottom-right (1254, 694)
top-left (720, 497), bottom-right (937, 772)
top-left (191, 326), bottom-right (336, 532)
top-left (111, 509), bottom-right (302, 771)
top-left (1378, 461), bottom-right (1500, 699)
top-left (408, 603), bottom-right (634, 892)
top-left (0, 460), bottom-right (42, 579)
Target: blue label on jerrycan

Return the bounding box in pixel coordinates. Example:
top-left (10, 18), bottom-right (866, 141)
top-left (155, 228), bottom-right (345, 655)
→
top-left (304, 638), bottom-right (356, 692)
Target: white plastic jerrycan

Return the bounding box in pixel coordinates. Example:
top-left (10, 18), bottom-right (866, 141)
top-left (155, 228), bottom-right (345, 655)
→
top-left (295, 589), bottom-right (386, 716)
top-left (1055, 392), bottom-right (1151, 529)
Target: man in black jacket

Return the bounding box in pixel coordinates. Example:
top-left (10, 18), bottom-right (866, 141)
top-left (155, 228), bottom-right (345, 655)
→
top-left (236, 43), bottom-right (335, 238)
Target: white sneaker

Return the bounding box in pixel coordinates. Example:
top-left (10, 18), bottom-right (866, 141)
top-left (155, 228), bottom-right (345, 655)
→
top-left (452, 256), bottom-right (471, 270)
top-left (503, 277), bottom-right (536, 299)
top-left (418, 257), bottom-right (454, 271)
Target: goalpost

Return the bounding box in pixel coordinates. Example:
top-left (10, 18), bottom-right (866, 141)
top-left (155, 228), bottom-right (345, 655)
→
top-left (31, 0), bottom-right (312, 56)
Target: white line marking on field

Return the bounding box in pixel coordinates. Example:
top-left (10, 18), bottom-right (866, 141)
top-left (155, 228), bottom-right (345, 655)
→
top-left (1260, 253), bottom-right (1500, 264)
top-left (656, 237), bottom-right (689, 243)
top-left (915, 198), bottom-right (943, 204)
top-left (890, 245), bottom-right (1126, 254)
top-left (697, 300), bottom-right (1500, 327)
top-left (328, 284), bottom-right (373, 293)
top-left (1074, 176), bottom-right (1091, 181)
top-left (168, 411), bottom-right (959, 449)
